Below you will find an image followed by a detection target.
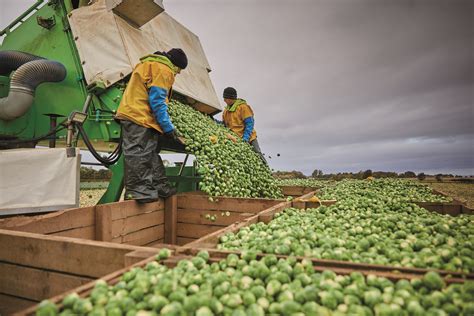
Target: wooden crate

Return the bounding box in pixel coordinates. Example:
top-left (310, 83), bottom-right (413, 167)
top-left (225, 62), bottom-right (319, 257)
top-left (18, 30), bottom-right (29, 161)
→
top-left (19, 248), bottom-right (470, 315)
top-left (180, 191), bottom-right (473, 282)
top-left (0, 229), bottom-right (170, 315)
top-left (0, 193), bottom-right (289, 248)
top-left (412, 189), bottom-right (473, 216)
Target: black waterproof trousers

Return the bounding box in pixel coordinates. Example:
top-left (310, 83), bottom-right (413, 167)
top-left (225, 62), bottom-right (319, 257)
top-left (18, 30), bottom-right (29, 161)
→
top-left (121, 120), bottom-right (174, 202)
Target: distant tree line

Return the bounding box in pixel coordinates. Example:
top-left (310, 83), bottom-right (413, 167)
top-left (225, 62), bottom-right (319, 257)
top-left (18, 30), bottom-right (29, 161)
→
top-left (274, 169), bottom-right (471, 182)
top-left (80, 167), bottom-right (112, 181)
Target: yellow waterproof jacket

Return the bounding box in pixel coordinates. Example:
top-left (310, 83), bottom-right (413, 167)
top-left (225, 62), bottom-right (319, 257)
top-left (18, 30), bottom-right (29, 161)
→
top-left (116, 54), bottom-right (177, 133)
top-left (222, 99), bottom-right (257, 142)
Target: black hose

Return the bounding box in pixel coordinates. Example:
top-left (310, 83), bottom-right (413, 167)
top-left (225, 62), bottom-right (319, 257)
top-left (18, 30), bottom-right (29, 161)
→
top-left (11, 60), bottom-right (67, 91)
top-left (77, 124), bottom-right (122, 166)
top-left (0, 122), bottom-right (67, 146)
top-left (0, 50), bottom-right (44, 75)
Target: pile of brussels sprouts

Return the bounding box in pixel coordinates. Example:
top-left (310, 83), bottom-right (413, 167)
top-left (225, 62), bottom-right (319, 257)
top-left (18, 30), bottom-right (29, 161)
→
top-left (219, 197), bottom-right (474, 273)
top-left (318, 179), bottom-right (452, 203)
top-left (275, 178), bottom-right (335, 188)
top-left (168, 101), bottom-right (283, 199)
top-left (36, 250), bottom-right (474, 316)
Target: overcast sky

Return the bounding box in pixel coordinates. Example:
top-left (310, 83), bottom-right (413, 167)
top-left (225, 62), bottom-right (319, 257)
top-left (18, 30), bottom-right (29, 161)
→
top-left (1, 0), bottom-right (473, 175)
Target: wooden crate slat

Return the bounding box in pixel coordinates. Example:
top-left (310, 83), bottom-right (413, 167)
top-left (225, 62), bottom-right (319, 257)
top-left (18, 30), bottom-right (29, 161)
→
top-left (177, 209), bottom-right (253, 226)
top-left (164, 196), bottom-right (177, 244)
top-left (0, 262), bottom-right (92, 302)
top-left (50, 225), bottom-right (95, 240)
top-left (0, 293), bottom-right (36, 315)
top-left (111, 210), bottom-right (164, 238)
top-left (124, 249), bottom-right (159, 267)
top-left (0, 206), bottom-right (95, 235)
top-left (0, 229), bottom-right (158, 278)
top-left (184, 215), bottom-right (261, 248)
top-left (176, 237), bottom-right (196, 246)
top-left (280, 186), bottom-right (319, 196)
top-left (97, 200), bottom-right (165, 221)
top-left (176, 223), bottom-right (223, 239)
top-left (177, 194), bottom-right (283, 213)
top-left (112, 225), bottom-right (164, 246)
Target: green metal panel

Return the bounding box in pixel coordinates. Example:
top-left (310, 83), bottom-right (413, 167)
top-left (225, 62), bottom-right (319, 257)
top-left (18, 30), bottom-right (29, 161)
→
top-left (98, 156), bottom-right (124, 204)
top-left (166, 165), bottom-right (200, 193)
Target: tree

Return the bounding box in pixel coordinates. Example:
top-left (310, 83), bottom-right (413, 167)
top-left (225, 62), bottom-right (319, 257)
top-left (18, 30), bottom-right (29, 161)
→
top-left (417, 173), bottom-right (426, 181)
top-left (403, 171), bottom-right (416, 178)
top-left (362, 169), bottom-right (373, 179)
top-left (311, 169), bottom-right (323, 178)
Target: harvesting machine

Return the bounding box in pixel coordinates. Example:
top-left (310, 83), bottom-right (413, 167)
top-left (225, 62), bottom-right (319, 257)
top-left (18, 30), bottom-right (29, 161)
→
top-left (0, 0), bottom-right (221, 214)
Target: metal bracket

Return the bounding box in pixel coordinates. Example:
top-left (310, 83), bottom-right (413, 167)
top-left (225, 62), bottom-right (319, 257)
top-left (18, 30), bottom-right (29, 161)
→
top-left (37, 15), bottom-right (56, 30)
top-left (66, 147), bottom-right (76, 157)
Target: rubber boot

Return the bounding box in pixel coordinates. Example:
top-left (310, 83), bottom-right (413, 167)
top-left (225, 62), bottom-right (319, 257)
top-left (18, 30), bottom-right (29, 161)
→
top-left (155, 155), bottom-right (177, 198)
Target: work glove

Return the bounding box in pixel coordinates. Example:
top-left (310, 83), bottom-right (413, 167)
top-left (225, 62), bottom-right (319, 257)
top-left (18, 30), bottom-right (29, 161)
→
top-left (164, 129), bottom-right (184, 145)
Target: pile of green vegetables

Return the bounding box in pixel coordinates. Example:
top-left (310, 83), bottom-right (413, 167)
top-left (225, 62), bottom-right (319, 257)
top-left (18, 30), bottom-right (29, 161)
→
top-left (168, 101), bottom-right (283, 199)
top-left (219, 198), bottom-right (474, 273)
top-left (36, 250), bottom-right (474, 316)
top-left (318, 179), bottom-right (452, 203)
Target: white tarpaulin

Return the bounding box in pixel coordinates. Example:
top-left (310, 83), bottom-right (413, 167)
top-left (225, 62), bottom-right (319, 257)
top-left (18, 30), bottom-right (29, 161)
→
top-left (68, 0), bottom-right (221, 113)
top-left (0, 148), bottom-right (80, 215)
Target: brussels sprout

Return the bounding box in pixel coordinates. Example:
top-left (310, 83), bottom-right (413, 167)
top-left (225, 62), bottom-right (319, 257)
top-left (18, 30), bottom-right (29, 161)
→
top-left (36, 300), bottom-right (58, 316)
top-left (423, 272), bottom-right (446, 291)
top-left (156, 248), bottom-right (172, 261)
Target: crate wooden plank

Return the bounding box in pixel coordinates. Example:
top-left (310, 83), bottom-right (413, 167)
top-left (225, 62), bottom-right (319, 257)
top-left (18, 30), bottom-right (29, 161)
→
top-left (280, 186), bottom-right (319, 196)
top-left (19, 255), bottom-right (160, 315)
top-left (51, 225), bottom-right (95, 240)
top-left (99, 200), bottom-right (165, 221)
top-left (176, 223), bottom-right (224, 239)
top-left (0, 293), bottom-right (36, 315)
top-left (177, 194), bottom-right (283, 213)
top-left (112, 225), bottom-right (164, 246)
top-left (257, 201), bottom-right (292, 224)
top-left (462, 205), bottom-right (474, 215)
top-left (176, 237), bottom-right (195, 246)
top-left (0, 262), bottom-right (92, 302)
top-left (143, 240), bottom-right (172, 248)
top-left (164, 195), bottom-right (177, 244)
top-left (184, 215), bottom-right (261, 248)
top-left (0, 229), bottom-right (158, 278)
top-left (111, 210), bottom-right (164, 238)
top-left (0, 206), bottom-right (95, 235)
top-left (177, 209), bottom-right (253, 226)
top-left (95, 203), bottom-right (112, 241)
top-left (124, 249), bottom-right (159, 267)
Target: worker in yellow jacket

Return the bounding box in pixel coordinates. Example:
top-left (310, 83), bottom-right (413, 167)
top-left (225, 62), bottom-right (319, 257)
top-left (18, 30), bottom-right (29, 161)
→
top-left (116, 48), bottom-right (188, 203)
top-left (220, 87), bottom-right (267, 165)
